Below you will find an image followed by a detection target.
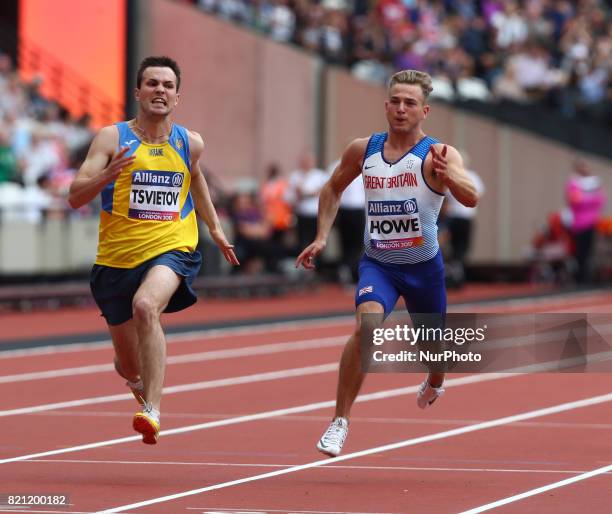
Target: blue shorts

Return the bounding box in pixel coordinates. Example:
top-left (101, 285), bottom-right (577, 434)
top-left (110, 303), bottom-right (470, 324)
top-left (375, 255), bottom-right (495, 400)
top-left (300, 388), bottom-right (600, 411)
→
top-left (355, 251), bottom-right (446, 319)
top-left (90, 250), bottom-right (202, 326)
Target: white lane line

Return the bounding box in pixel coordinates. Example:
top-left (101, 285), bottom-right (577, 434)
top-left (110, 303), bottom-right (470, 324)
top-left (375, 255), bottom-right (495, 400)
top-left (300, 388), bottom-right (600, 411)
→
top-left (0, 511), bottom-right (102, 514)
top-left (0, 372), bottom-right (512, 465)
top-left (0, 363), bottom-right (338, 418)
top-left (23, 459), bottom-right (611, 476)
top-left (0, 510), bottom-right (138, 514)
top-left (190, 509), bottom-right (395, 514)
top-left (23, 410), bottom-right (612, 432)
top-left (99, 391), bottom-right (612, 513)
top-left (459, 463), bottom-right (612, 513)
top-left (0, 316), bottom-right (353, 359)
top-left (0, 336), bottom-right (345, 384)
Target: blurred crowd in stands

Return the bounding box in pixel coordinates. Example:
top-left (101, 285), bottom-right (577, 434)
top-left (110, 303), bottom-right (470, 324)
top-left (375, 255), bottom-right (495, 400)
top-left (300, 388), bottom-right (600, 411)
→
top-left (207, 151), bottom-right (337, 277)
top-left (192, 0), bottom-right (611, 123)
top-left (0, 53), bottom-right (94, 223)
top-left (169, 150), bottom-right (367, 281)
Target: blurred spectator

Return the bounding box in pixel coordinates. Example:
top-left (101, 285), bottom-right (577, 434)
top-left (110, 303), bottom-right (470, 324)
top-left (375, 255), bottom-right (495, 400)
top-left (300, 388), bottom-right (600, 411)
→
top-left (285, 151), bottom-right (328, 253)
top-left (441, 152), bottom-right (485, 288)
top-left (21, 129), bottom-right (65, 187)
top-left (492, 60), bottom-right (528, 102)
top-left (394, 40), bottom-right (426, 72)
top-left (507, 41), bottom-right (567, 102)
top-left (565, 158), bottom-right (607, 283)
top-left (264, 0), bottom-right (296, 42)
top-left (0, 174), bottom-right (54, 224)
top-left (297, 2), bottom-right (325, 52)
top-left (260, 162), bottom-right (292, 253)
top-left (229, 190), bottom-right (279, 273)
top-left (327, 156), bottom-right (365, 284)
top-left (352, 16), bottom-right (393, 84)
top-left (458, 15), bottom-right (490, 66)
top-left (547, 0), bottom-right (574, 43)
top-left (578, 61), bottom-right (609, 117)
top-left (25, 76), bottom-right (52, 120)
top-left (0, 75), bottom-right (28, 120)
top-left (0, 129), bottom-right (18, 183)
top-left (320, 7), bottom-right (349, 64)
top-left (377, 0), bottom-right (407, 31)
top-left (528, 210), bottom-right (575, 285)
top-left (524, 0), bottom-right (554, 42)
top-left (59, 113), bottom-right (93, 155)
top-left (0, 53), bottom-right (11, 88)
top-left (490, 0), bottom-right (528, 49)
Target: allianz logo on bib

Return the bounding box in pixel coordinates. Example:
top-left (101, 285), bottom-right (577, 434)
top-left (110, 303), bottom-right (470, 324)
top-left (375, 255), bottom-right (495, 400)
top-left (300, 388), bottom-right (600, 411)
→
top-left (368, 199), bottom-right (418, 216)
top-left (132, 170), bottom-right (184, 187)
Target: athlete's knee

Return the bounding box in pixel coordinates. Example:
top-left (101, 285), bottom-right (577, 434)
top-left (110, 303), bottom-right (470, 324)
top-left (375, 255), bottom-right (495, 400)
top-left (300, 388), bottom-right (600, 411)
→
top-left (356, 306), bottom-right (383, 334)
top-left (352, 305), bottom-right (383, 355)
top-left (352, 319), bottom-right (371, 342)
top-left (132, 295), bottom-right (161, 325)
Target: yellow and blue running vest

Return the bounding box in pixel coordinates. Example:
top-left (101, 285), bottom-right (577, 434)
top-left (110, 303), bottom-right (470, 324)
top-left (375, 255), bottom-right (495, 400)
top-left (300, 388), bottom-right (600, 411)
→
top-left (95, 122), bottom-right (198, 268)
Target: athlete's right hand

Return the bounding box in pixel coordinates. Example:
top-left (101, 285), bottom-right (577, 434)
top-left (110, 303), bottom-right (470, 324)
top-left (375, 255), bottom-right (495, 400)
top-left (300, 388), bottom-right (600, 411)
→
top-left (103, 147), bottom-right (135, 182)
top-left (295, 240), bottom-right (326, 270)
top-left (209, 227), bottom-right (240, 266)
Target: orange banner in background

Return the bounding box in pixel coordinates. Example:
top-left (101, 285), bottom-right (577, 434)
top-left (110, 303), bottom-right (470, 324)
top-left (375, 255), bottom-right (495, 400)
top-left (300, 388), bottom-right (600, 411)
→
top-left (18, 0), bottom-right (126, 127)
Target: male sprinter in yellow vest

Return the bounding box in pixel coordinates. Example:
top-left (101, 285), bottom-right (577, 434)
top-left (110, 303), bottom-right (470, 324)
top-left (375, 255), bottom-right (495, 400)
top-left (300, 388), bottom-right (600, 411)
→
top-left (69, 56), bottom-right (239, 444)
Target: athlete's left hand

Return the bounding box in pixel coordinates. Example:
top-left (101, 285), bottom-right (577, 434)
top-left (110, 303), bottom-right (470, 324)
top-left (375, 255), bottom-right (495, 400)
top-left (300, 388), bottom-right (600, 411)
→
top-left (430, 145), bottom-right (450, 184)
top-left (210, 227), bottom-right (240, 266)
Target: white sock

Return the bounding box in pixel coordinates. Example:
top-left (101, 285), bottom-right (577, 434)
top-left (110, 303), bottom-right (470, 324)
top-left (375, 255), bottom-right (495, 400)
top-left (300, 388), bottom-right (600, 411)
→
top-left (143, 403), bottom-right (160, 424)
top-left (126, 378), bottom-right (144, 392)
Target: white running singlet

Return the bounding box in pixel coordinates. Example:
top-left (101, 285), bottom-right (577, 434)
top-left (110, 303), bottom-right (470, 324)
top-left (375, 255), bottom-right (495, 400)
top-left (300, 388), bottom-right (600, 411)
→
top-left (362, 133), bottom-right (444, 264)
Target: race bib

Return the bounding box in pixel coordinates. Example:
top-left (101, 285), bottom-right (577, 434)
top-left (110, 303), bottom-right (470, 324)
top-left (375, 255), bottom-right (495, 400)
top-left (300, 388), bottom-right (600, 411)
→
top-left (368, 199), bottom-right (424, 250)
top-left (128, 170), bottom-right (183, 221)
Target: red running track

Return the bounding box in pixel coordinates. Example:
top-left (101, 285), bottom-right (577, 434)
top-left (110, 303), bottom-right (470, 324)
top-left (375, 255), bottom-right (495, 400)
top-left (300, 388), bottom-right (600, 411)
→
top-left (0, 283), bottom-right (554, 342)
top-left (0, 288), bottom-right (611, 513)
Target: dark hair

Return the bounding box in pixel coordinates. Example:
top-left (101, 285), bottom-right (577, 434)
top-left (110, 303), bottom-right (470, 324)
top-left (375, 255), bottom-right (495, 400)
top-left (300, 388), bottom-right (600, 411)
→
top-left (136, 56), bottom-right (181, 91)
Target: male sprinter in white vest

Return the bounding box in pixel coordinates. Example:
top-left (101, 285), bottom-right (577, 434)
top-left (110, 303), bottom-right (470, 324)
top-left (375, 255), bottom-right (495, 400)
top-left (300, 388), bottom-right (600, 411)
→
top-left (296, 70), bottom-right (479, 457)
top-left (69, 56), bottom-right (239, 444)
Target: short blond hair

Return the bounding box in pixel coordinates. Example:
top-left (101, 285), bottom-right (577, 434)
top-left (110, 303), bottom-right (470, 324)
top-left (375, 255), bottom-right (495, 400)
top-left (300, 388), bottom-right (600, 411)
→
top-left (388, 70), bottom-right (433, 100)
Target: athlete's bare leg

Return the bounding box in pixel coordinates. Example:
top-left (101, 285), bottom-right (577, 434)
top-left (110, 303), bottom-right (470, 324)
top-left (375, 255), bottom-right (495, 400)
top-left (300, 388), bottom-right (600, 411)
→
top-left (428, 372), bottom-right (445, 388)
top-left (108, 320), bottom-right (140, 382)
top-left (108, 320), bottom-right (144, 404)
top-left (132, 265), bottom-right (181, 411)
top-left (334, 301), bottom-right (384, 420)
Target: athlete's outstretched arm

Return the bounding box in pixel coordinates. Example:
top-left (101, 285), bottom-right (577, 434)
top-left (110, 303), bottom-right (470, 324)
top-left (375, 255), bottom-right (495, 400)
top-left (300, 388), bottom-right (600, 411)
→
top-left (68, 126), bottom-right (134, 209)
top-left (296, 138), bottom-right (367, 269)
top-left (430, 144), bottom-right (479, 208)
top-left (188, 131), bottom-right (239, 266)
